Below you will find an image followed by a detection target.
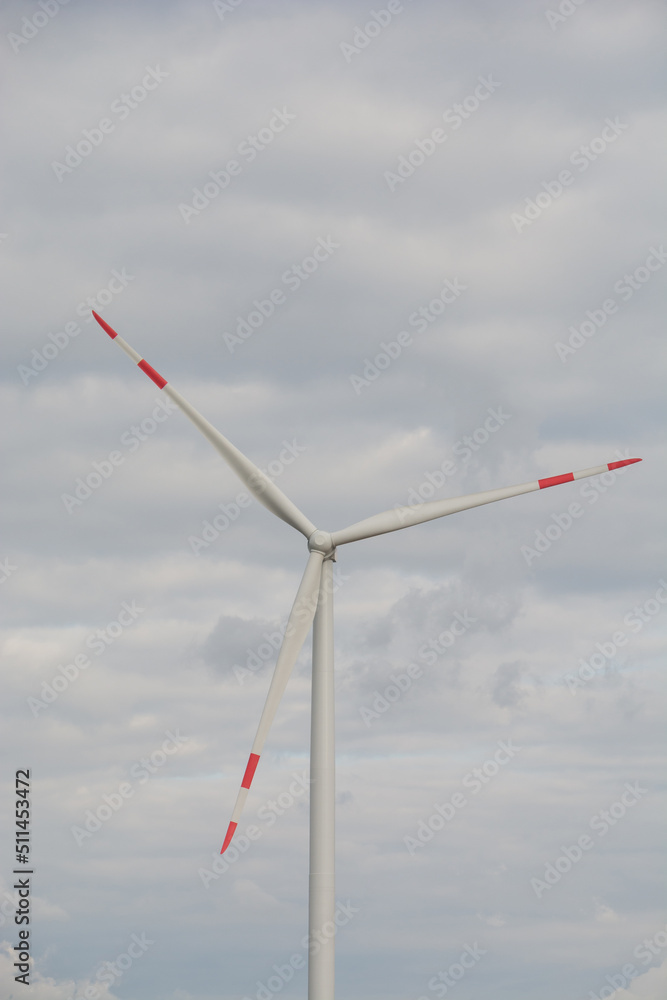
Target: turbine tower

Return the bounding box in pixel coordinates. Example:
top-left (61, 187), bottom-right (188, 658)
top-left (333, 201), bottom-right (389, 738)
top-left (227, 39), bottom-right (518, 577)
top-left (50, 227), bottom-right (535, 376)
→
top-left (92, 309), bottom-right (641, 999)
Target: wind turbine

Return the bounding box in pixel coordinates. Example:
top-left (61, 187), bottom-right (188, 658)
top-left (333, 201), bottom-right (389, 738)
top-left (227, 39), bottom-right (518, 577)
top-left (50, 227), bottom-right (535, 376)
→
top-left (91, 309), bottom-right (641, 999)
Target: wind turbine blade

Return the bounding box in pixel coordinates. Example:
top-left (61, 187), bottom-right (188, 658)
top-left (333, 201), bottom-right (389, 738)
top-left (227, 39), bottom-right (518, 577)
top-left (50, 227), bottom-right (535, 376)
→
top-left (330, 458), bottom-right (642, 546)
top-left (220, 550), bottom-right (325, 853)
top-left (91, 311), bottom-right (316, 539)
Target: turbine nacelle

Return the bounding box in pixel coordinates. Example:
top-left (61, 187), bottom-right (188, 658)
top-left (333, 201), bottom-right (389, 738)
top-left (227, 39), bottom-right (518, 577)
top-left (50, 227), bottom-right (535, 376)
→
top-left (308, 529), bottom-right (336, 560)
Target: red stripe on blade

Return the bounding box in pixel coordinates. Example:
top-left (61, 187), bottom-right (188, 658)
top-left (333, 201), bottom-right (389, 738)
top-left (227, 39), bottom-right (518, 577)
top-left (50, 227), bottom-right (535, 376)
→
top-left (92, 310), bottom-right (118, 339)
top-left (221, 821), bottom-right (237, 854)
top-left (539, 472), bottom-right (574, 489)
top-left (608, 458), bottom-right (642, 470)
top-left (137, 359), bottom-right (167, 389)
top-left (241, 753), bottom-right (260, 789)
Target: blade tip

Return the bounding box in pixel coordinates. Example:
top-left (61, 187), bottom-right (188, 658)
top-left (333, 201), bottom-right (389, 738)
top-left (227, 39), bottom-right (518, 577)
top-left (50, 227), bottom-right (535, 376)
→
top-left (91, 310), bottom-right (117, 339)
top-left (608, 458), bottom-right (643, 470)
top-left (220, 821), bottom-right (238, 854)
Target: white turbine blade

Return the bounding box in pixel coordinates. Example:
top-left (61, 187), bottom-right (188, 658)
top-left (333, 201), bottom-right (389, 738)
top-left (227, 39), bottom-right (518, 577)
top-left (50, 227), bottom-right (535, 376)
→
top-left (92, 311), bottom-right (316, 539)
top-left (331, 458), bottom-right (642, 546)
top-left (220, 550), bottom-right (324, 853)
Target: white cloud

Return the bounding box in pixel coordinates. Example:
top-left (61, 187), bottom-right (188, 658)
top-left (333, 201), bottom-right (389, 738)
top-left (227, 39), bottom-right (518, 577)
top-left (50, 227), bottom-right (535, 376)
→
top-left (0, 942), bottom-right (120, 1000)
top-left (612, 959), bottom-right (667, 1000)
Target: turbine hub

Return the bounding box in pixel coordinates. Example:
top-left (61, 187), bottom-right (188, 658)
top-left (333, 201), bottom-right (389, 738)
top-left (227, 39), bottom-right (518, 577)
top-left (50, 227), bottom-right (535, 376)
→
top-left (308, 529), bottom-right (336, 559)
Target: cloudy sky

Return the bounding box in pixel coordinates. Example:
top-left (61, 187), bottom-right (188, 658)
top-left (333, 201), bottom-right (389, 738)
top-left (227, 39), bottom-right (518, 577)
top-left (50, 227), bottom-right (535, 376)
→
top-left (1, 0), bottom-right (666, 998)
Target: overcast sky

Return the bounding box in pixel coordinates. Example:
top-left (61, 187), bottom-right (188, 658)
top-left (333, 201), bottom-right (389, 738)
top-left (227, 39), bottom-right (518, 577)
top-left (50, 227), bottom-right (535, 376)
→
top-left (1, 1), bottom-right (666, 999)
